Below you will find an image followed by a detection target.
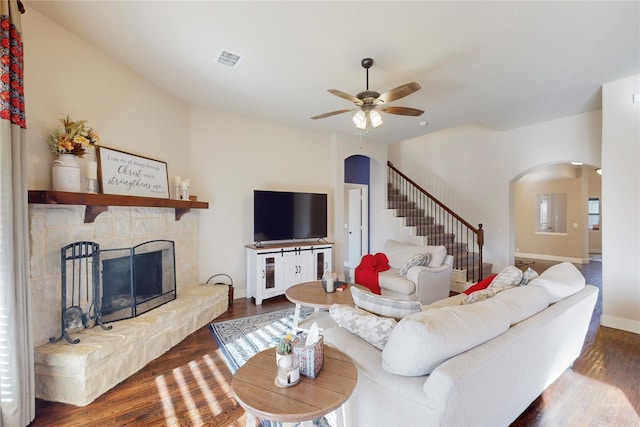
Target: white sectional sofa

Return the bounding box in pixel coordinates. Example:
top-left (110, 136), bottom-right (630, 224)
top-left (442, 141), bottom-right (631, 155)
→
top-left (323, 262), bottom-right (598, 427)
top-left (377, 239), bottom-right (453, 305)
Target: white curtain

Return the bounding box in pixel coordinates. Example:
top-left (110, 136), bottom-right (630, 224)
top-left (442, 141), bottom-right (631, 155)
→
top-left (0, 1), bottom-right (34, 426)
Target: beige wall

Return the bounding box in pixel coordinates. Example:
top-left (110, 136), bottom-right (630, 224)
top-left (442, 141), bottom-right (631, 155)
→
top-left (513, 173), bottom-right (585, 261)
top-left (24, 10), bottom-right (191, 192)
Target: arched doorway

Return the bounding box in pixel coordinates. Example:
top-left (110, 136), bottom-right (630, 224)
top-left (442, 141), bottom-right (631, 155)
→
top-left (512, 162), bottom-right (602, 265)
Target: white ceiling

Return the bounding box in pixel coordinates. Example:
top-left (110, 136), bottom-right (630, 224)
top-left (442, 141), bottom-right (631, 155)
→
top-left (26, 1), bottom-right (640, 143)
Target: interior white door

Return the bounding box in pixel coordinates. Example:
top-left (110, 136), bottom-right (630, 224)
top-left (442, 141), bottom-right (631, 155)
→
top-left (347, 188), bottom-right (362, 267)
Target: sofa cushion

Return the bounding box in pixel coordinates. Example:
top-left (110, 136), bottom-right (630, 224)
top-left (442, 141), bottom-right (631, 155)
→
top-left (463, 273), bottom-right (497, 295)
top-left (329, 304), bottom-right (397, 350)
top-left (398, 253), bottom-right (431, 277)
top-left (492, 285), bottom-right (550, 325)
top-left (383, 240), bottom-right (447, 269)
top-left (378, 269), bottom-right (416, 295)
top-left (529, 262), bottom-right (585, 303)
top-left (351, 286), bottom-right (421, 319)
top-left (421, 293), bottom-right (466, 310)
top-left (381, 298), bottom-right (511, 376)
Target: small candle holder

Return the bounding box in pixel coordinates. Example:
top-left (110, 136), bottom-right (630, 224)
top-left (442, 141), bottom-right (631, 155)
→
top-left (181, 185), bottom-right (190, 200)
top-left (174, 185), bottom-right (181, 200)
top-left (86, 178), bottom-right (97, 194)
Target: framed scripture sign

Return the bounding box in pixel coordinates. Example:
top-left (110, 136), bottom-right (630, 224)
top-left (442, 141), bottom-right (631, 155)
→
top-left (96, 146), bottom-right (170, 198)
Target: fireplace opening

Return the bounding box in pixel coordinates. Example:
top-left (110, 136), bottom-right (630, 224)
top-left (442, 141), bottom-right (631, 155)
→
top-left (99, 240), bottom-right (176, 323)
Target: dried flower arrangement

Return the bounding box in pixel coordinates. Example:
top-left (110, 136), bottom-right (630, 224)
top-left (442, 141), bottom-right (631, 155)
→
top-left (47, 115), bottom-right (99, 158)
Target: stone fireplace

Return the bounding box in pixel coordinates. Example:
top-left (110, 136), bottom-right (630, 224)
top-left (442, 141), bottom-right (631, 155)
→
top-left (29, 205), bottom-right (201, 347)
top-left (29, 203), bottom-right (227, 406)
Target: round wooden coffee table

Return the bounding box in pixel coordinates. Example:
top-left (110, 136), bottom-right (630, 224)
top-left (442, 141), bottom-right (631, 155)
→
top-left (285, 281), bottom-right (355, 329)
top-left (232, 345), bottom-right (357, 426)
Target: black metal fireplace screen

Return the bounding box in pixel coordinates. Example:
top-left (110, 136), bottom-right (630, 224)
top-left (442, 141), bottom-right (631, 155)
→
top-left (99, 240), bottom-right (177, 323)
top-left (50, 239), bottom-right (176, 344)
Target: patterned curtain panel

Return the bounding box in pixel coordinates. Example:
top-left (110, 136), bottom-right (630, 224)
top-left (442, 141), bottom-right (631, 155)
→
top-left (0, 0), bottom-right (24, 126)
top-left (0, 1), bottom-right (33, 426)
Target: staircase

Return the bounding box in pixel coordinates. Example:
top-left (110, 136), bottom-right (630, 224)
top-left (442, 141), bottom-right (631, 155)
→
top-left (387, 162), bottom-right (492, 285)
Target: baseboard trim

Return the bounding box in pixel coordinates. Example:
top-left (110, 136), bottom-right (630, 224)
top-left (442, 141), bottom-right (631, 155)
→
top-left (515, 252), bottom-right (589, 264)
top-left (600, 314), bottom-right (640, 334)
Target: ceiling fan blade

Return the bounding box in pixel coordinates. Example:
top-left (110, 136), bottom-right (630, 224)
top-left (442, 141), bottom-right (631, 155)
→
top-left (311, 108), bottom-right (356, 120)
top-left (376, 82), bottom-right (421, 104)
top-left (378, 106), bottom-right (424, 116)
top-left (328, 89), bottom-right (363, 105)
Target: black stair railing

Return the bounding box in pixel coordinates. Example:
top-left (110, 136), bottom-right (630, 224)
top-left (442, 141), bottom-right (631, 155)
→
top-left (387, 161), bottom-right (485, 282)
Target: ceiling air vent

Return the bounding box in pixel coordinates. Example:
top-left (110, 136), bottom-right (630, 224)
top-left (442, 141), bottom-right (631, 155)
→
top-left (216, 49), bottom-right (243, 68)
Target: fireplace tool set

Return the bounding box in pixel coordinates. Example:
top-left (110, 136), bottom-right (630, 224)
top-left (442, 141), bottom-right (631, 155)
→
top-left (50, 241), bottom-right (112, 345)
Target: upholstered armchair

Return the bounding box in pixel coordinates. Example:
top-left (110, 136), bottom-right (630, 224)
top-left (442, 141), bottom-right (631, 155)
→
top-left (377, 239), bottom-right (453, 305)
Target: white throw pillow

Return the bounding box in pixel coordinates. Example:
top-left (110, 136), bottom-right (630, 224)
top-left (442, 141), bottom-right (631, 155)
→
top-left (529, 262), bottom-right (585, 303)
top-left (381, 298), bottom-right (511, 376)
top-left (350, 286), bottom-right (421, 318)
top-left (329, 304), bottom-right (397, 350)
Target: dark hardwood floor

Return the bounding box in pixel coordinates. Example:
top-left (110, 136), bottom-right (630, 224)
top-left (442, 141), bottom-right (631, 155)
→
top-left (31, 259), bottom-right (639, 426)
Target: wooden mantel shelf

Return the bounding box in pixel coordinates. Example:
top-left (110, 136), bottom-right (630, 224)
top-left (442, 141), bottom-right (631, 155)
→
top-left (28, 190), bottom-right (209, 223)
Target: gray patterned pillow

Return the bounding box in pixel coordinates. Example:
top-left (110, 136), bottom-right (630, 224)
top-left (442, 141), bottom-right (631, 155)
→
top-left (461, 265), bottom-right (524, 304)
top-left (490, 266), bottom-right (523, 287)
top-left (397, 253), bottom-right (431, 277)
top-left (351, 286), bottom-right (421, 318)
top-left (519, 267), bottom-right (539, 285)
top-left (461, 284), bottom-right (514, 304)
top-left (329, 304), bottom-right (397, 350)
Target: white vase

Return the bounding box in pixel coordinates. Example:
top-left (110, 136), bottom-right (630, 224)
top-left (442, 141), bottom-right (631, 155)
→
top-left (276, 353), bottom-right (293, 368)
top-left (52, 154), bottom-right (82, 193)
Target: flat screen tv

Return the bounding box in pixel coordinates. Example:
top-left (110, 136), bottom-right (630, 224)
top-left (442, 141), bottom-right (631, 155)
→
top-left (253, 190), bottom-right (327, 243)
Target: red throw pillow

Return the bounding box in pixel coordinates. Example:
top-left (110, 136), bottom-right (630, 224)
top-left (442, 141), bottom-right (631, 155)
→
top-left (464, 273), bottom-right (497, 295)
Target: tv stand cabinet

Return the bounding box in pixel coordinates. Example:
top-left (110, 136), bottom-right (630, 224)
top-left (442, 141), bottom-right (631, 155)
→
top-left (246, 242), bottom-right (333, 305)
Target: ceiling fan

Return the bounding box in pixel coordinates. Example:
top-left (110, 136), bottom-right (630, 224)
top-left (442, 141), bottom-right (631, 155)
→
top-left (311, 58), bottom-right (424, 130)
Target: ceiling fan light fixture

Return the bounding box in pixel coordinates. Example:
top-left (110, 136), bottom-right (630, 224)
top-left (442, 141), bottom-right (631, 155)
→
top-left (353, 110), bottom-right (367, 129)
top-left (369, 110), bottom-right (383, 128)
top-left (313, 57), bottom-right (423, 129)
